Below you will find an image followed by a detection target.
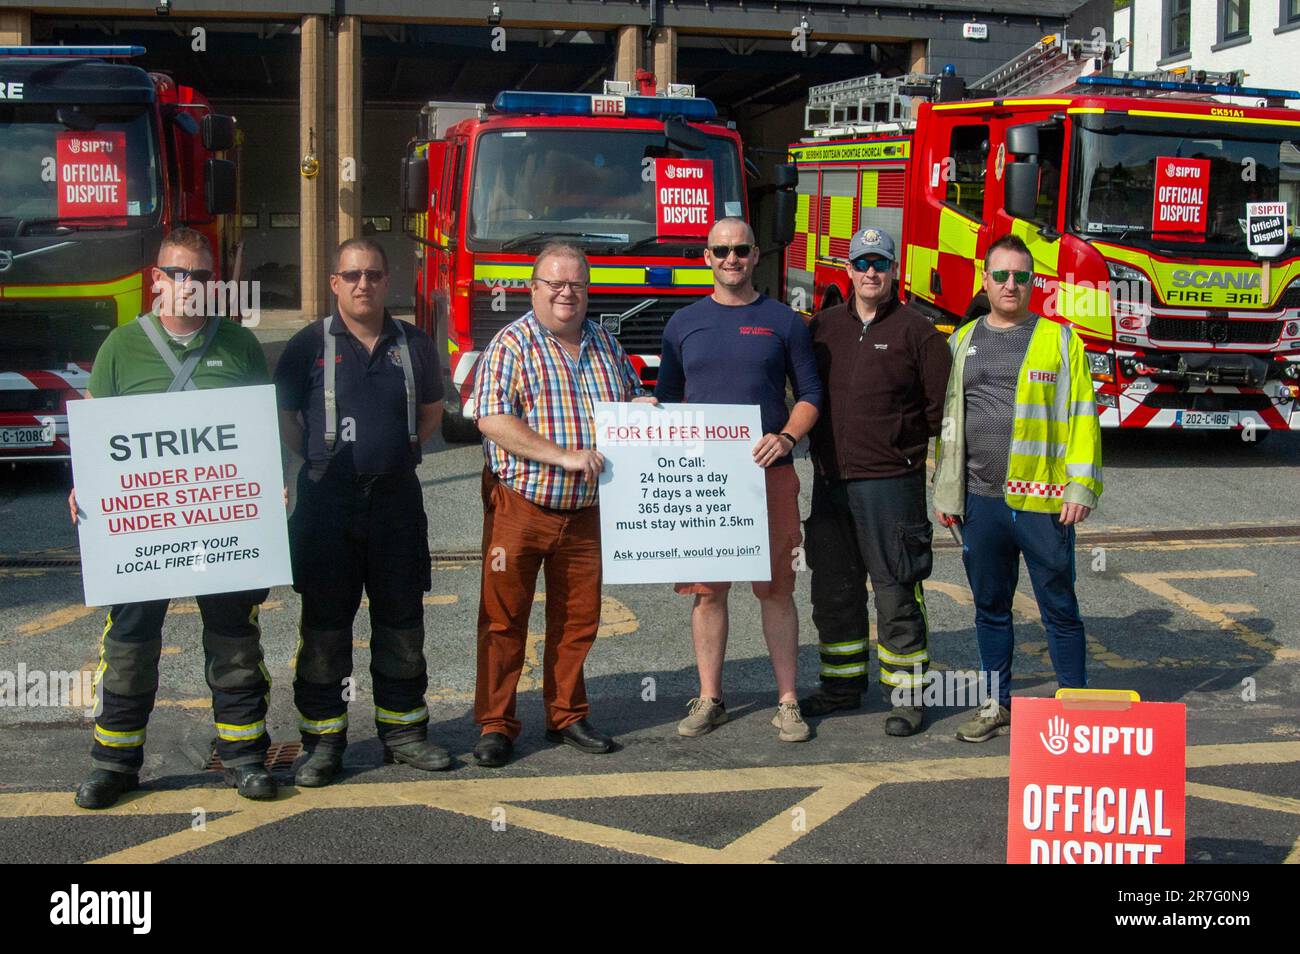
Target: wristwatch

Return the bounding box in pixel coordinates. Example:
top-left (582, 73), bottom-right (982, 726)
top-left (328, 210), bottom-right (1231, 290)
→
top-left (779, 431), bottom-right (797, 447)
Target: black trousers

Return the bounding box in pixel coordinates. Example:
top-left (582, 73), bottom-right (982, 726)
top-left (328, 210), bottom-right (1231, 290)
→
top-left (804, 472), bottom-right (933, 699)
top-left (91, 589), bottom-right (271, 773)
top-left (289, 466), bottom-right (432, 749)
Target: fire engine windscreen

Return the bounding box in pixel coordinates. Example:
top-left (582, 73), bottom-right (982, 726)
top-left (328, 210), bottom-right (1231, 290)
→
top-left (1071, 120), bottom-right (1299, 254)
top-left (0, 103), bottom-right (161, 235)
top-left (469, 129), bottom-right (743, 246)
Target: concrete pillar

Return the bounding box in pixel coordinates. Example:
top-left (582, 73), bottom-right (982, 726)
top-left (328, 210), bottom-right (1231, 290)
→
top-left (615, 25), bottom-right (639, 84)
top-left (336, 15), bottom-right (362, 247)
top-left (652, 27), bottom-right (677, 91)
top-left (299, 15), bottom-right (329, 318)
top-left (909, 39), bottom-right (928, 118)
top-left (0, 10), bottom-right (31, 44)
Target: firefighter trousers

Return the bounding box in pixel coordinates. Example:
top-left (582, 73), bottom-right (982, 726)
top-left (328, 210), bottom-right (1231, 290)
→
top-left (289, 466), bottom-right (432, 750)
top-left (804, 472), bottom-right (933, 700)
top-left (91, 590), bottom-right (272, 774)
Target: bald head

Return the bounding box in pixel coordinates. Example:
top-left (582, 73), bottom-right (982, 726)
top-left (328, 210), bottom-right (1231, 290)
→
top-left (707, 217), bottom-right (755, 247)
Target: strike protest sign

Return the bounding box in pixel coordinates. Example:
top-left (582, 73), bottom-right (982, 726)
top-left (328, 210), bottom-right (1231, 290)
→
top-left (56, 131), bottom-right (127, 221)
top-left (1008, 694), bottom-right (1186, 864)
top-left (1246, 201), bottom-right (1289, 258)
top-left (655, 158), bottom-right (714, 237)
top-left (68, 385), bottom-right (292, 606)
top-left (595, 402), bottom-right (769, 585)
top-left (1151, 157), bottom-right (1209, 237)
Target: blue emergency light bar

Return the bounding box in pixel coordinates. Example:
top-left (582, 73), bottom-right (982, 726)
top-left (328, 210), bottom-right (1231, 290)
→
top-left (1076, 74), bottom-right (1299, 100)
top-left (493, 90), bottom-right (717, 121)
top-left (0, 45), bottom-right (146, 57)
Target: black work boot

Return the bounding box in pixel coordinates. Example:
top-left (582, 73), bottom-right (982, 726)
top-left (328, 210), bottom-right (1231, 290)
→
top-left (384, 737), bottom-right (452, 771)
top-left (799, 688), bottom-right (862, 718)
top-left (295, 747), bottom-right (345, 788)
top-left (884, 705), bottom-right (926, 737)
top-left (75, 769), bottom-right (139, 810)
top-left (226, 764), bottom-right (278, 800)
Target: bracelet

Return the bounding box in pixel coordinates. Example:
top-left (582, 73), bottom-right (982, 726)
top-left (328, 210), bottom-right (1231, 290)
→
top-left (779, 431), bottom-right (797, 447)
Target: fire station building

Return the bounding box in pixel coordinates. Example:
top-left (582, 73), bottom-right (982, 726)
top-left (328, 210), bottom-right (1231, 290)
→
top-left (0, 0), bottom-right (1111, 311)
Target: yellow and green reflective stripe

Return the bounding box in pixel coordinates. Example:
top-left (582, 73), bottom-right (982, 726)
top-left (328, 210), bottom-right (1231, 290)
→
top-left (820, 638), bottom-right (868, 655)
top-left (299, 713), bottom-right (348, 735)
top-left (94, 725), bottom-right (146, 748)
top-left (215, 720), bottom-right (266, 742)
top-left (820, 661), bottom-right (868, 677)
top-left (375, 705), bottom-right (429, 725)
top-left (879, 667), bottom-right (926, 688)
top-left (877, 645), bottom-right (929, 666)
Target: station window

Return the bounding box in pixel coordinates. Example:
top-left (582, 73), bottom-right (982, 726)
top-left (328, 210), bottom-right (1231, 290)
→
top-left (1165, 0), bottom-right (1192, 57)
top-left (946, 125), bottom-right (990, 221)
top-left (1220, 0), bottom-right (1250, 40)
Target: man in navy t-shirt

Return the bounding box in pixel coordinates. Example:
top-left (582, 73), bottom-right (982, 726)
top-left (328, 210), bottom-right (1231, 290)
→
top-left (656, 217), bottom-right (823, 743)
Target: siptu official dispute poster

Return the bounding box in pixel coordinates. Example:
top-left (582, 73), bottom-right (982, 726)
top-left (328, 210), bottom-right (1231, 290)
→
top-left (67, 384), bottom-right (292, 606)
top-left (595, 401), bottom-right (770, 585)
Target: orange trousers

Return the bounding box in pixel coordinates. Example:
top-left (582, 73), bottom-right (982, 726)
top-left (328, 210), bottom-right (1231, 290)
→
top-left (475, 469), bottom-right (603, 738)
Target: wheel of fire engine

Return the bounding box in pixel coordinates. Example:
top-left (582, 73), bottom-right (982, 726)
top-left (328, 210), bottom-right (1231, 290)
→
top-left (962, 297), bottom-right (991, 327)
top-left (822, 287), bottom-right (843, 311)
top-left (441, 411), bottom-right (482, 444)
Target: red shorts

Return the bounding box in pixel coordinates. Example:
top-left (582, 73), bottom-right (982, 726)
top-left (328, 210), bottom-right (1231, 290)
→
top-left (674, 464), bottom-right (801, 600)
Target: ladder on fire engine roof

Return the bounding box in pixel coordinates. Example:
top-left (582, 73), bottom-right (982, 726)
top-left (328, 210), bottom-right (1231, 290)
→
top-left (802, 33), bottom-right (1128, 138)
top-left (967, 32), bottom-right (1126, 99)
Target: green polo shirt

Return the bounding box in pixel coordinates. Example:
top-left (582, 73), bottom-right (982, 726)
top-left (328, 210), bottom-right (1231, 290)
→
top-left (87, 314), bottom-right (269, 397)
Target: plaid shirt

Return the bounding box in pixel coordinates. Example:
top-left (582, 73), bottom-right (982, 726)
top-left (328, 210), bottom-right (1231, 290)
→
top-left (473, 311), bottom-right (641, 510)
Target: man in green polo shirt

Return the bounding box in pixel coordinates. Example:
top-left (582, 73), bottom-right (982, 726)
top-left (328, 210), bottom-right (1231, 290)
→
top-left (69, 227), bottom-right (277, 809)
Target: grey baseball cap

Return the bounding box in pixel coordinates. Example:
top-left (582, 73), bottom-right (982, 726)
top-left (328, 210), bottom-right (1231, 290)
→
top-left (848, 227), bottom-right (897, 262)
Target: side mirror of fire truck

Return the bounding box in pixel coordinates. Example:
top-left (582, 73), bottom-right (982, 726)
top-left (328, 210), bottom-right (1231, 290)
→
top-left (664, 115), bottom-right (707, 152)
top-left (769, 163), bottom-right (799, 249)
top-left (202, 114), bottom-right (237, 153)
top-left (401, 156), bottom-right (430, 215)
top-left (1003, 124), bottom-right (1042, 224)
top-left (205, 158), bottom-right (237, 215)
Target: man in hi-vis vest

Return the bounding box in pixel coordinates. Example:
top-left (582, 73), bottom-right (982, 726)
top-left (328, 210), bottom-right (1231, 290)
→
top-left (70, 228), bottom-right (275, 808)
top-left (933, 234), bottom-right (1103, 743)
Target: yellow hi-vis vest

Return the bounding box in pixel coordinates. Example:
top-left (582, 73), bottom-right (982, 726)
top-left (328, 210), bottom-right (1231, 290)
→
top-left (932, 316), bottom-right (1103, 516)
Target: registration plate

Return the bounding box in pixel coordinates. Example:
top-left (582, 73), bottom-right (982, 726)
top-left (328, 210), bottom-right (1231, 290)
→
top-left (1176, 411), bottom-right (1235, 429)
top-left (0, 426), bottom-right (54, 448)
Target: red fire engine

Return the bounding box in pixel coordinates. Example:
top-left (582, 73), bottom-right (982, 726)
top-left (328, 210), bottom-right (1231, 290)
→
top-left (0, 45), bottom-right (240, 461)
top-left (400, 78), bottom-right (753, 441)
top-left (783, 36), bottom-right (1300, 432)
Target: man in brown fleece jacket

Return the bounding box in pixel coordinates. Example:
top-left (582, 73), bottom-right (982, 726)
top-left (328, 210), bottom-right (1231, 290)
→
top-left (802, 227), bottom-right (952, 736)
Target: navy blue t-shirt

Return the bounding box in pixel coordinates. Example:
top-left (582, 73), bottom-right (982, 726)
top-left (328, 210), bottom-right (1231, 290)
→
top-left (274, 313), bottom-right (443, 475)
top-left (655, 294), bottom-right (823, 465)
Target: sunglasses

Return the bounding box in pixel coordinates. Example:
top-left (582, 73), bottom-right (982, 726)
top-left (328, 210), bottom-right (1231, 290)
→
top-left (158, 266), bottom-right (213, 284)
top-left (335, 269), bottom-right (387, 284)
top-left (850, 256), bottom-right (891, 274)
top-left (989, 269), bottom-right (1033, 286)
top-left (708, 244), bottom-right (754, 259)
top-left (534, 280), bottom-right (589, 293)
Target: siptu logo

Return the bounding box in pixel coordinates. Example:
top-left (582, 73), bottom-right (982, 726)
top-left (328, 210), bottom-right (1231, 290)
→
top-left (49, 884), bottom-right (152, 934)
top-left (1039, 715), bottom-right (1070, 755)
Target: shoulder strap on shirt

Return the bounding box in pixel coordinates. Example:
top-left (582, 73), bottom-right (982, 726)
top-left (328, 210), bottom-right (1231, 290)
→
top-left (137, 313), bottom-right (221, 392)
top-left (322, 314), bottom-right (419, 454)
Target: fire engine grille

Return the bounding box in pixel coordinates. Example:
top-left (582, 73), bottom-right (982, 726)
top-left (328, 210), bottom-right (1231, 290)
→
top-left (0, 299), bottom-right (117, 372)
top-left (1278, 283), bottom-right (1300, 311)
top-left (0, 389), bottom-right (61, 413)
top-left (1147, 316), bottom-right (1281, 345)
top-left (470, 293), bottom-right (704, 355)
top-left (1138, 391), bottom-right (1275, 412)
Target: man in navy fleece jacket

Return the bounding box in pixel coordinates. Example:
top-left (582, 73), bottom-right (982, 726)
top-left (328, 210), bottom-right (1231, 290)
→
top-left (655, 217), bottom-right (823, 743)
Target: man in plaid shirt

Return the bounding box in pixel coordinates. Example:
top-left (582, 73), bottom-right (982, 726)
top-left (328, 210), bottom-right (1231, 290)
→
top-left (471, 242), bottom-right (655, 767)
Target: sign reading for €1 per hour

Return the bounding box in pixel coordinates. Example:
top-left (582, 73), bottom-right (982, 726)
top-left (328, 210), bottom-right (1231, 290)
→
top-left (56, 130), bottom-right (128, 221)
top-left (655, 158), bottom-right (714, 238)
top-left (1007, 694), bottom-right (1186, 864)
top-left (595, 402), bottom-right (769, 585)
top-left (68, 385), bottom-right (292, 606)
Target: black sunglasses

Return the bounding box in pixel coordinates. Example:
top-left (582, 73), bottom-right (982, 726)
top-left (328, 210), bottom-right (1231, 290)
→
top-left (709, 244), bottom-right (754, 259)
top-left (158, 266), bottom-right (213, 284)
top-left (335, 269), bottom-right (387, 284)
top-left (850, 256), bottom-right (891, 273)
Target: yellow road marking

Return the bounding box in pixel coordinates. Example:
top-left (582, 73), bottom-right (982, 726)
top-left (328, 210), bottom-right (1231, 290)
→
top-left (16, 604), bottom-right (98, 638)
top-left (2, 740), bottom-right (1294, 864)
top-left (1123, 570), bottom-right (1286, 659)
